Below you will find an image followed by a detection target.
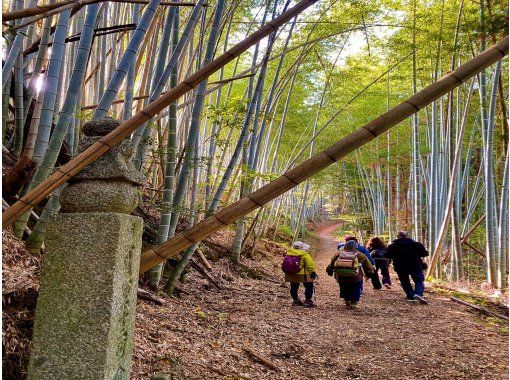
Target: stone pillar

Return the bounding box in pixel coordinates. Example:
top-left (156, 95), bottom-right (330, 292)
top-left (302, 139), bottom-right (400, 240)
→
top-left (28, 117), bottom-right (145, 380)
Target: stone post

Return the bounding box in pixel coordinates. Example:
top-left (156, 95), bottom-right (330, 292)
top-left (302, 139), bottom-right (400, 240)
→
top-left (28, 117), bottom-right (145, 379)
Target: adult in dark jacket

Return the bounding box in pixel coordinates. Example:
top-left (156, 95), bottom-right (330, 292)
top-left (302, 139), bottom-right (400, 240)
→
top-left (386, 231), bottom-right (429, 304)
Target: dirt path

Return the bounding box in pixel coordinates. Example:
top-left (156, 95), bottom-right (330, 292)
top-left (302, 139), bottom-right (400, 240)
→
top-left (134, 224), bottom-right (509, 379)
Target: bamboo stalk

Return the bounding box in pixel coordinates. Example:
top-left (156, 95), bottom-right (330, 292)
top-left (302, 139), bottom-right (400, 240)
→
top-left (460, 214), bottom-right (486, 244)
top-left (3, 0), bottom-right (196, 23)
top-left (450, 296), bottom-right (508, 320)
top-left (2, 0), bottom-right (321, 229)
top-left (137, 37), bottom-right (508, 274)
top-left (81, 94), bottom-right (149, 110)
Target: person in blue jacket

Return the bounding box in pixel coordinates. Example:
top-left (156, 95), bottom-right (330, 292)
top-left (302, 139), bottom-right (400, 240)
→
top-left (338, 236), bottom-right (381, 289)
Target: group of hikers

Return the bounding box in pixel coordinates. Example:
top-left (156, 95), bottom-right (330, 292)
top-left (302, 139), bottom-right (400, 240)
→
top-left (281, 231), bottom-right (429, 308)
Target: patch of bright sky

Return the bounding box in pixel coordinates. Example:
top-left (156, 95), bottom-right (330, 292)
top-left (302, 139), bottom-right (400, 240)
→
top-left (231, 4), bottom-right (405, 69)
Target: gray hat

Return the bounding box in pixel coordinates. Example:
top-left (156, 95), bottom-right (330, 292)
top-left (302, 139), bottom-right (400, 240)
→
top-left (292, 241), bottom-right (310, 251)
top-left (343, 240), bottom-right (358, 251)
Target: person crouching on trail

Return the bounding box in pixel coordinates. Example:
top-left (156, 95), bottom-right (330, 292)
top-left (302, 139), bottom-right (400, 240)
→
top-left (386, 231), bottom-right (429, 305)
top-left (339, 236), bottom-right (381, 290)
top-left (367, 237), bottom-right (391, 289)
top-left (282, 241), bottom-right (317, 307)
top-left (327, 240), bottom-right (374, 308)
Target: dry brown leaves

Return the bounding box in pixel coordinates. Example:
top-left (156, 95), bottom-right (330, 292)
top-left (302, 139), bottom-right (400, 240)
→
top-left (2, 229), bottom-right (41, 379)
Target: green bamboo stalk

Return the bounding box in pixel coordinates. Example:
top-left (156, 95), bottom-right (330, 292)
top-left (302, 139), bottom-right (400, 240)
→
top-left (13, 51), bottom-right (24, 158)
top-left (32, 9), bottom-right (71, 164)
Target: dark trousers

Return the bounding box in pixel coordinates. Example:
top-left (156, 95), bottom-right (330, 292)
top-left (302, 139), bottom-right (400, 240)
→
top-left (397, 271), bottom-right (424, 298)
top-left (370, 271), bottom-right (382, 289)
top-left (290, 282), bottom-right (314, 300)
top-left (338, 280), bottom-right (363, 302)
top-left (376, 264), bottom-right (392, 285)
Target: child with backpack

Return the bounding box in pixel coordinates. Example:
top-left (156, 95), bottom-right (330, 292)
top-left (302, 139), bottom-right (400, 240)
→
top-left (327, 240), bottom-right (374, 308)
top-left (367, 237), bottom-right (391, 289)
top-left (282, 241), bottom-right (317, 307)
top-left (339, 235), bottom-right (381, 290)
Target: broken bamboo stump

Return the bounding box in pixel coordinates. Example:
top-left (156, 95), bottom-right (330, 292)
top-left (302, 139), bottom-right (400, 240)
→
top-left (137, 288), bottom-right (165, 305)
top-left (2, 156), bottom-right (37, 202)
top-left (196, 248), bottom-right (213, 270)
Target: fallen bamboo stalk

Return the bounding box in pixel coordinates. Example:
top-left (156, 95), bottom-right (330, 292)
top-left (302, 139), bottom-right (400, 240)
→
top-left (433, 283), bottom-right (509, 310)
top-left (450, 296), bottom-right (509, 320)
top-left (2, 0), bottom-right (319, 229)
top-left (190, 258), bottom-right (221, 290)
top-left (136, 37), bottom-right (508, 273)
top-left (244, 346), bottom-right (279, 371)
top-left (2, 199), bottom-right (32, 236)
top-left (3, 0), bottom-right (196, 23)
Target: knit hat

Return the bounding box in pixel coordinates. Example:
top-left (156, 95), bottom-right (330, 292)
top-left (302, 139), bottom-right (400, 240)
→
top-left (343, 240), bottom-right (358, 251)
top-left (344, 235), bottom-right (359, 243)
top-left (292, 241), bottom-right (310, 251)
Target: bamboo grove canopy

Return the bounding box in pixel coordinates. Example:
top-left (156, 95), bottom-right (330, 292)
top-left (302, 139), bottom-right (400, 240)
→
top-left (2, 0), bottom-right (320, 228)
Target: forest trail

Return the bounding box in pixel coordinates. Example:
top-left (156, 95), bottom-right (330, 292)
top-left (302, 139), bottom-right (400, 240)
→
top-left (133, 223), bottom-right (508, 379)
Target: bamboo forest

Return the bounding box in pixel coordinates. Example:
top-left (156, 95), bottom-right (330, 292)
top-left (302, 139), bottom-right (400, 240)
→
top-left (1, 0), bottom-right (509, 378)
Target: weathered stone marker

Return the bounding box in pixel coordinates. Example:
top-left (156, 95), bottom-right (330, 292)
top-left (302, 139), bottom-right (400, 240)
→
top-left (28, 117), bottom-right (145, 379)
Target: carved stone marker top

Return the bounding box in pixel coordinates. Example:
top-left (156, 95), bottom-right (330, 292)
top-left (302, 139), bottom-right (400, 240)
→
top-left (82, 116), bottom-right (123, 137)
top-left (60, 117), bottom-right (145, 214)
top-left (74, 116), bottom-right (145, 185)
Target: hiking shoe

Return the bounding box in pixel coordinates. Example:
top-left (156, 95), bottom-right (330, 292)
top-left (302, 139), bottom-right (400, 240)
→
top-left (414, 295), bottom-right (428, 305)
top-left (405, 297), bottom-right (418, 303)
top-left (345, 300), bottom-right (352, 307)
top-left (383, 283), bottom-right (391, 289)
top-left (350, 302), bottom-right (360, 309)
top-left (304, 299), bottom-right (317, 308)
top-left (292, 299), bottom-right (304, 306)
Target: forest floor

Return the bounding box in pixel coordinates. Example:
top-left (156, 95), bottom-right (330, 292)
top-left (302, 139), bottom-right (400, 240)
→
top-left (3, 223), bottom-right (508, 379)
top-left (132, 223), bottom-right (509, 379)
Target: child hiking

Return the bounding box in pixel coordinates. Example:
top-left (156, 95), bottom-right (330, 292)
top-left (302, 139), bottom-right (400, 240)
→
top-left (282, 241), bottom-right (318, 307)
top-left (367, 237), bottom-right (392, 289)
top-left (339, 235), bottom-right (381, 289)
top-left (327, 240), bottom-right (374, 308)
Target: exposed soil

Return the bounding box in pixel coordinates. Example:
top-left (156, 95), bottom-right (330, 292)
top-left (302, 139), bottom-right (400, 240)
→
top-left (132, 224), bottom-right (509, 379)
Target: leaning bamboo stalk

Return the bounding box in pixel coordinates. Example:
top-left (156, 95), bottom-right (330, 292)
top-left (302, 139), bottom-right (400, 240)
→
top-left (460, 214), bottom-right (486, 244)
top-left (81, 94), bottom-right (149, 110)
top-left (4, 0), bottom-right (195, 23)
top-left (137, 37), bottom-right (508, 274)
top-left (2, 0), bottom-right (320, 229)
